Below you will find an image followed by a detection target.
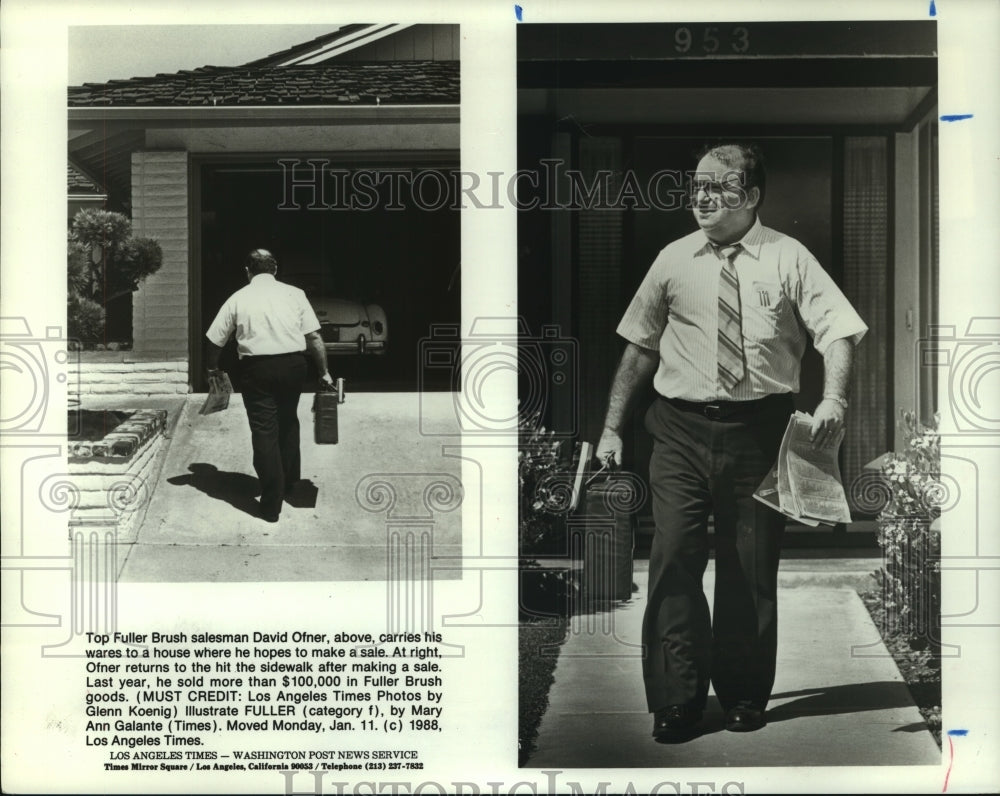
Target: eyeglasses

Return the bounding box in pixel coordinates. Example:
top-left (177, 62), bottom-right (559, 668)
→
top-left (689, 177), bottom-right (745, 197)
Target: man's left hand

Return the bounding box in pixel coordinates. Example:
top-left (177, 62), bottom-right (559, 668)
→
top-left (811, 398), bottom-right (845, 448)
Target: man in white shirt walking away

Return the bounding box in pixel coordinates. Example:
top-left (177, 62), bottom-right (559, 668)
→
top-left (205, 249), bottom-right (334, 522)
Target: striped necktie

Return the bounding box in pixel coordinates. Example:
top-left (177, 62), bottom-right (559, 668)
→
top-left (716, 244), bottom-right (745, 391)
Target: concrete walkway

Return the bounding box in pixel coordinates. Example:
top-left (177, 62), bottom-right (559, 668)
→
top-left (524, 565), bottom-right (941, 768)
top-left (116, 392), bottom-right (462, 582)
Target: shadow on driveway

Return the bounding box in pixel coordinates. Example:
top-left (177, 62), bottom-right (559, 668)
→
top-left (768, 680), bottom-right (919, 723)
top-left (166, 463), bottom-right (259, 519)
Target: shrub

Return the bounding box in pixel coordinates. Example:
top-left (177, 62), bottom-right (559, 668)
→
top-left (67, 209), bottom-right (163, 344)
top-left (874, 410), bottom-right (941, 646)
top-left (518, 413), bottom-right (569, 554)
top-left (67, 239), bottom-right (91, 296)
top-left (113, 235), bottom-right (164, 296)
top-left (67, 295), bottom-right (105, 342)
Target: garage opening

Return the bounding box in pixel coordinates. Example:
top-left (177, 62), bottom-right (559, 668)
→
top-left (196, 157), bottom-right (461, 392)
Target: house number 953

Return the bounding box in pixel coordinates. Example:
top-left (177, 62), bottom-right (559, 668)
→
top-left (673, 26), bottom-right (750, 54)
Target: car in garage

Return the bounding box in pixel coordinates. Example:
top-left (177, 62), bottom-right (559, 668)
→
top-left (311, 296), bottom-right (387, 355)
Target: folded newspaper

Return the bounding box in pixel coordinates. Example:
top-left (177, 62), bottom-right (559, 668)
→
top-left (198, 371), bottom-right (234, 415)
top-left (753, 411), bottom-right (853, 526)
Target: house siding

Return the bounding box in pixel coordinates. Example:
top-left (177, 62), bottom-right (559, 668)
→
top-left (337, 24), bottom-right (460, 62)
top-left (131, 151), bottom-right (189, 361)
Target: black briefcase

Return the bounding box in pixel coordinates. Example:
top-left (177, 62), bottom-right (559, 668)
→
top-left (312, 379), bottom-right (344, 445)
top-left (578, 460), bottom-right (638, 602)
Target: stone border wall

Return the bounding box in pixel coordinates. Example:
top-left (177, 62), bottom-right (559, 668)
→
top-left (68, 409), bottom-right (168, 543)
top-left (70, 356), bottom-right (189, 398)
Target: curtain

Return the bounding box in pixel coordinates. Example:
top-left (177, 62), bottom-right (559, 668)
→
top-left (576, 137), bottom-right (624, 448)
top-left (842, 137), bottom-right (890, 514)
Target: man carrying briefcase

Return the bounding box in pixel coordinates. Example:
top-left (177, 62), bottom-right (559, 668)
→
top-left (205, 248), bottom-right (335, 523)
top-left (596, 144), bottom-right (867, 742)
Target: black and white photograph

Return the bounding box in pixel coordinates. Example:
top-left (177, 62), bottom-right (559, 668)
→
top-left (1, 1), bottom-right (999, 794)
top-left (63, 22), bottom-right (463, 582)
top-left (515, 15), bottom-right (993, 774)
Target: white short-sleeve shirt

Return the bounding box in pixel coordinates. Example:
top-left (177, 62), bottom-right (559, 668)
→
top-left (205, 273), bottom-right (321, 358)
top-left (616, 219), bottom-right (868, 401)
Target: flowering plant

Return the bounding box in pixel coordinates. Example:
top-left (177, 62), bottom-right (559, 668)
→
top-left (874, 410), bottom-right (942, 644)
top-left (518, 413), bottom-right (570, 553)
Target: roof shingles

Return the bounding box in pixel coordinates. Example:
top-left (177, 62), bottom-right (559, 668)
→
top-left (67, 164), bottom-right (104, 195)
top-left (68, 62), bottom-right (459, 107)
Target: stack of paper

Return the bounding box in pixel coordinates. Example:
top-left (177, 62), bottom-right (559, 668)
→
top-left (753, 411), bottom-right (853, 526)
top-left (199, 372), bottom-right (234, 416)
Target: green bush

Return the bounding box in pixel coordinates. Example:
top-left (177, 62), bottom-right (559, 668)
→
top-left (518, 413), bottom-right (571, 555)
top-left (67, 239), bottom-right (91, 296)
top-left (67, 295), bottom-right (105, 342)
top-left (67, 209), bottom-right (163, 343)
top-left (874, 410), bottom-right (941, 646)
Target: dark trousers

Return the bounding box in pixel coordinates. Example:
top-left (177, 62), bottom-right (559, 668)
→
top-left (642, 394), bottom-right (793, 713)
top-left (240, 353), bottom-right (307, 518)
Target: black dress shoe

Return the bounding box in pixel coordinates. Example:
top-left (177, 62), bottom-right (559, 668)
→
top-left (257, 502), bottom-right (280, 523)
top-left (652, 705), bottom-right (703, 742)
top-left (725, 701), bottom-right (766, 732)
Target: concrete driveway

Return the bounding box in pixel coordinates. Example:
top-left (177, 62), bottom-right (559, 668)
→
top-left (118, 392), bottom-right (463, 582)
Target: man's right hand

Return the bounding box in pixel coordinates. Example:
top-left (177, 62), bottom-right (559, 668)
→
top-left (595, 428), bottom-right (623, 468)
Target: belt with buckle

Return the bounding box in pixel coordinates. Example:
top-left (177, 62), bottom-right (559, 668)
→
top-left (242, 350), bottom-right (305, 360)
top-left (662, 394), bottom-right (789, 421)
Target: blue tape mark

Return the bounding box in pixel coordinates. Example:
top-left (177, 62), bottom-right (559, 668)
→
top-left (929, 0), bottom-right (936, 17)
top-left (515, 4), bottom-right (523, 21)
top-left (941, 114), bottom-right (973, 122)
top-left (948, 729), bottom-right (969, 736)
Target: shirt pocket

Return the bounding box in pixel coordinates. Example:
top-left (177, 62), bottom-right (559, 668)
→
top-left (743, 281), bottom-right (787, 342)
